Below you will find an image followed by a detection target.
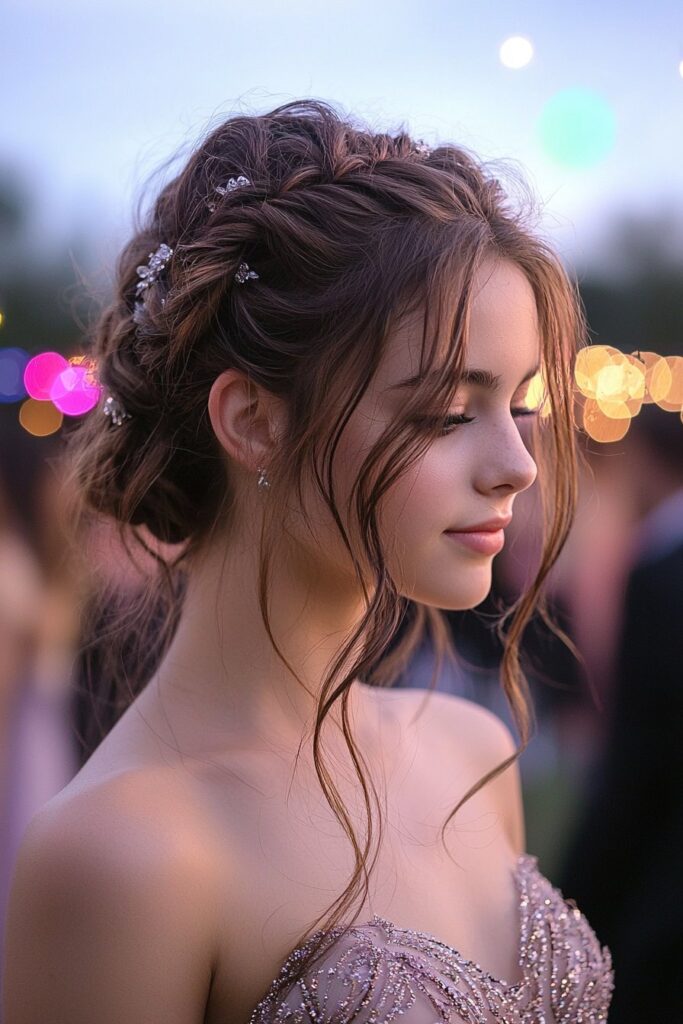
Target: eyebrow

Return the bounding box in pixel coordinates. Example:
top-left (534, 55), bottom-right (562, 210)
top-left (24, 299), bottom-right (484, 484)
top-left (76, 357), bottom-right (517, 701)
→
top-left (389, 361), bottom-right (541, 393)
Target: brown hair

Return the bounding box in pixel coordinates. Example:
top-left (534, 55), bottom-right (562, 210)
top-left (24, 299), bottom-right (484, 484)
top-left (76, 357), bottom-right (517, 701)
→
top-left (61, 98), bottom-right (587, 999)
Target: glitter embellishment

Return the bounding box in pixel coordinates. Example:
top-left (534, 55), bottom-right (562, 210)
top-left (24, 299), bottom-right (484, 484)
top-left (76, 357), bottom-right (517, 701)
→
top-left (134, 243), bottom-right (174, 298)
top-left (217, 175), bottom-right (252, 196)
top-left (207, 174), bottom-right (252, 212)
top-left (133, 242), bottom-right (173, 326)
top-left (246, 853), bottom-right (614, 1023)
top-left (234, 261), bottom-right (259, 284)
top-left (102, 394), bottom-right (131, 426)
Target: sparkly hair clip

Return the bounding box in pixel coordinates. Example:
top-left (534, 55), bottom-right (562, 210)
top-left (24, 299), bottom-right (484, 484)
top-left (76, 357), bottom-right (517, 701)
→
top-left (207, 174), bottom-right (252, 213)
top-left (102, 393), bottom-right (131, 426)
top-left (108, 242), bottom-right (174, 424)
top-left (132, 242), bottom-right (174, 326)
top-left (414, 139), bottom-right (432, 156)
top-left (206, 175), bottom-right (259, 285)
top-left (234, 261), bottom-right (259, 284)
top-left (105, 174), bottom-right (260, 432)
top-left (135, 242), bottom-right (174, 297)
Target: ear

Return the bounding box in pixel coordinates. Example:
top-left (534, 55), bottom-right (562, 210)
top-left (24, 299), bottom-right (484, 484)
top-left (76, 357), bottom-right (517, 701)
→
top-left (207, 369), bottom-right (283, 475)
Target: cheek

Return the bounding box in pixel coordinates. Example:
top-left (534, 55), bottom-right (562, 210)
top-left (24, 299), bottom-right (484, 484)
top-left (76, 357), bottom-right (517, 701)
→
top-left (288, 418), bottom-right (377, 573)
top-left (378, 449), bottom-right (457, 545)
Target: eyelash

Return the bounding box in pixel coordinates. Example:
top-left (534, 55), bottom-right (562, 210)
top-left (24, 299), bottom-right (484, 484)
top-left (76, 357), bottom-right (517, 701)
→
top-left (434, 408), bottom-right (540, 434)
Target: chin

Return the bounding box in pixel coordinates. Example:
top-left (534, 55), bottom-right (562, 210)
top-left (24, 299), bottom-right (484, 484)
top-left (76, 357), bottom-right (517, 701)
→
top-left (445, 576), bottom-right (494, 611)
top-left (448, 594), bottom-right (491, 612)
top-left (422, 581), bottom-right (493, 612)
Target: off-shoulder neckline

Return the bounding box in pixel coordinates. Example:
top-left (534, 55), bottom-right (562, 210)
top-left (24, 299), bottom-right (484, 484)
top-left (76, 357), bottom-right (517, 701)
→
top-left (251, 851), bottom-right (539, 1018)
top-left (356, 851), bottom-right (536, 990)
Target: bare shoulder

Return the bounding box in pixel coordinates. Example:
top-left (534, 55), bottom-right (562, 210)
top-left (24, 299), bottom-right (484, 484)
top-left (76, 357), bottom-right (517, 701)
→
top-left (391, 685), bottom-right (526, 854)
top-left (392, 684), bottom-right (515, 747)
top-left (2, 771), bottom-right (221, 1023)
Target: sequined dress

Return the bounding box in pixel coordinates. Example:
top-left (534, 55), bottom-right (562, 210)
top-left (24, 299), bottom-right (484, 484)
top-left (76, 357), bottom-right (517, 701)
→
top-left (247, 853), bottom-right (614, 1023)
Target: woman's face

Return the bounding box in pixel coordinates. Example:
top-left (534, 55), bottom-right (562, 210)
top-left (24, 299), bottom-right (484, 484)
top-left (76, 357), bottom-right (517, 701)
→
top-left (329, 257), bottom-right (541, 612)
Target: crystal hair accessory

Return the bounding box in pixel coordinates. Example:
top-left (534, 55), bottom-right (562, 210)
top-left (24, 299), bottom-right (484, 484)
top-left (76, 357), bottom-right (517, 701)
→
top-left (135, 243), bottom-right (173, 297)
top-left (234, 261), bottom-right (259, 284)
top-left (133, 242), bottom-right (174, 326)
top-left (205, 174), bottom-right (259, 284)
top-left (414, 138), bottom-right (431, 156)
top-left (102, 393), bottom-right (131, 426)
top-left (207, 174), bottom-right (252, 212)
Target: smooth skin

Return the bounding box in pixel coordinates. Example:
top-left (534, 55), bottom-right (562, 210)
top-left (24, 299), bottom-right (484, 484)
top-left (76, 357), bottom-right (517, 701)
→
top-left (3, 257), bottom-right (538, 1022)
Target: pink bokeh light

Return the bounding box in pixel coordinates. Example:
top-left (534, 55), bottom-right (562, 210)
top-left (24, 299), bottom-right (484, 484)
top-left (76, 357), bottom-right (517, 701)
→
top-left (24, 351), bottom-right (69, 400)
top-left (50, 363), bottom-right (102, 415)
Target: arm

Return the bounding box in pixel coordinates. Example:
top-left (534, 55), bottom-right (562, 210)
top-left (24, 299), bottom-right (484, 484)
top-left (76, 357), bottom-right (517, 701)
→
top-left (2, 787), bottom-right (219, 1023)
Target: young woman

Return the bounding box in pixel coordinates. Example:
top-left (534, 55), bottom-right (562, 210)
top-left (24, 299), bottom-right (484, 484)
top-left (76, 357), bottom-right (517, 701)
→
top-left (2, 99), bottom-right (615, 1023)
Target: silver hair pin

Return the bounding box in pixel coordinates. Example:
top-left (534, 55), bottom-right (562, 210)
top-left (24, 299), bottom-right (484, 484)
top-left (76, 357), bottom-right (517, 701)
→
top-left (206, 174), bottom-right (259, 284)
top-left (112, 174), bottom-right (258, 431)
top-left (135, 242), bottom-right (174, 297)
top-left (207, 174), bottom-right (252, 212)
top-left (133, 242), bottom-right (174, 325)
top-left (414, 138), bottom-right (432, 156)
top-left (102, 393), bottom-right (131, 426)
top-left (109, 241), bottom-right (174, 425)
top-left (234, 261), bottom-right (259, 284)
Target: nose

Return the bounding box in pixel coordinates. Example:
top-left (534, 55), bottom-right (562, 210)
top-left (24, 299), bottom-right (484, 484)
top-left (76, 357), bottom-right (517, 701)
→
top-left (479, 420), bottom-right (538, 497)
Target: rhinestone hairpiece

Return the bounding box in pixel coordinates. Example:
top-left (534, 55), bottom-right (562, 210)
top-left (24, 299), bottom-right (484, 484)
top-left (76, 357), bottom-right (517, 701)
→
top-left (133, 242), bottom-right (174, 326)
top-left (206, 175), bottom-right (259, 285)
top-left (234, 261), bottom-right (259, 284)
top-left (414, 138), bottom-right (432, 156)
top-left (102, 393), bottom-right (131, 426)
top-left (207, 174), bottom-right (252, 213)
top-left (135, 242), bottom-right (174, 297)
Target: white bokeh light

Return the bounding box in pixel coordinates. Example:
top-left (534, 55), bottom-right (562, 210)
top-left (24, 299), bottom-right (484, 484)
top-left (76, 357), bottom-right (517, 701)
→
top-left (499, 35), bottom-right (534, 69)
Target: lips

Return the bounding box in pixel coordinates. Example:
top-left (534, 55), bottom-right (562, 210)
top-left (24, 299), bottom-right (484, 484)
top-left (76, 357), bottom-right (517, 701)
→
top-left (446, 515), bottom-right (512, 533)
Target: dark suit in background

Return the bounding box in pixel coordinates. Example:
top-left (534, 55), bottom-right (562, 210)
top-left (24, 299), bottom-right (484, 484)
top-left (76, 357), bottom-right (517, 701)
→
top-left (556, 488), bottom-right (683, 1022)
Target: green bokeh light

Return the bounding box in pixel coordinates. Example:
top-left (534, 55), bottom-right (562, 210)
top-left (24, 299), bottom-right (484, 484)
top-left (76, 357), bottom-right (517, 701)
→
top-left (538, 87), bottom-right (616, 168)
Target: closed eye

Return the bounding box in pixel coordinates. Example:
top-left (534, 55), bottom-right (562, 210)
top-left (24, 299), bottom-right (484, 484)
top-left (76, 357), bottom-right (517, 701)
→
top-left (432, 407), bottom-right (540, 434)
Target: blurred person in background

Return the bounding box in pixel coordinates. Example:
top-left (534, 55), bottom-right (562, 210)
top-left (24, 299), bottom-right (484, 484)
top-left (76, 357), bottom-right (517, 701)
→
top-left (0, 406), bottom-right (81, 1007)
top-left (556, 399), bottom-right (683, 1023)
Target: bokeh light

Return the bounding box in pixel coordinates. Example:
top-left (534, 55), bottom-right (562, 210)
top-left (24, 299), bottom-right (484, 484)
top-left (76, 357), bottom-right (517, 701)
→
top-left (582, 399), bottom-right (632, 442)
top-left (18, 396), bottom-right (63, 436)
top-left (538, 88), bottom-right (616, 168)
top-left (0, 346), bottom-right (30, 403)
top-left (574, 345), bottom-right (683, 444)
top-left (499, 36), bottom-right (534, 70)
top-left (649, 355), bottom-right (683, 412)
top-left (23, 350), bottom-right (69, 401)
top-left (49, 359), bottom-right (101, 416)
top-left (523, 371), bottom-right (552, 418)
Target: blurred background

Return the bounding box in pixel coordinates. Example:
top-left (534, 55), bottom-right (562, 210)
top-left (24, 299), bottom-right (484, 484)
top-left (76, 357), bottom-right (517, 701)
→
top-left (1, 2), bottom-right (682, 1020)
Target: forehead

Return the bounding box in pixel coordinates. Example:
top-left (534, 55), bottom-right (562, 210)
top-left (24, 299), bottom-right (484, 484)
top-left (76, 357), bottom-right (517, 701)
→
top-left (379, 259), bottom-right (541, 393)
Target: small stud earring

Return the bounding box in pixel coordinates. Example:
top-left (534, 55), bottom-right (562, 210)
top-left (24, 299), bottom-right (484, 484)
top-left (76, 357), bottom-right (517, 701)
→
top-left (257, 466), bottom-right (270, 490)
